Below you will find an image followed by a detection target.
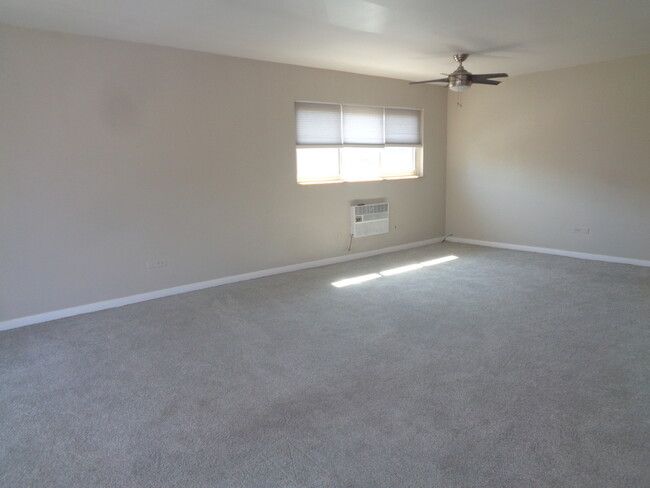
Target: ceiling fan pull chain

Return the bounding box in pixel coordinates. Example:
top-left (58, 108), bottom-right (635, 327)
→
top-left (457, 91), bottom-right (463, 108)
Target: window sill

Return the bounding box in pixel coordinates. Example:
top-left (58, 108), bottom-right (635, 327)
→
top-left (297, 174), bottom-right (422, 185)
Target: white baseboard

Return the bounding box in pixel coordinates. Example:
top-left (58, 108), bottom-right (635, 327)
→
top-left (0, 237), bottom-right (444, 332)
top-left (446, 236), bottom-right (650, 268)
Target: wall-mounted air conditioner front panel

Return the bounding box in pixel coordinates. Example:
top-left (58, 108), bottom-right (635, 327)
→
top-left (351, 202), bottom-right (389, 237)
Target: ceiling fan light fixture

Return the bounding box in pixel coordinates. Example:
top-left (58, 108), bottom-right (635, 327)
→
top-left (449, 82), bottom-right (470, 92)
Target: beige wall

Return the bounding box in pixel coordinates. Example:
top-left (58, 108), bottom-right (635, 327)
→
top-left (0, 25), bottom-right (447, 321)
top-left (446, 54), bottom-right (650, 261)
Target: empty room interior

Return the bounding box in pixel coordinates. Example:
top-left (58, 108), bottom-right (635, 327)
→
top-left (1, 1), bottom-right (649, 486)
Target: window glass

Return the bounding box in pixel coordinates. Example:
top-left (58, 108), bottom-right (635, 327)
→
top-left (296, 148), bottom-right (340, 183)
top-left (341, 148), bottom-right (382, 181)
top-left (381, 147), bottom-right (417, 176)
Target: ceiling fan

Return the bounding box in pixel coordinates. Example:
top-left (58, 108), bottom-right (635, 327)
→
top-left (410, 53), bottom-right (508, 92)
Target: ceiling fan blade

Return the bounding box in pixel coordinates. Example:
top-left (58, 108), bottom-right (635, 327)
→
top-left (472, 73), bottom-right (508, 79)
top-left (472, 79), bottom-right (501, 85)
top-left (409, 78), bottom-right (448, 85)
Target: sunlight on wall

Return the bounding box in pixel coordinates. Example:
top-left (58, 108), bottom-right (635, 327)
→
top-left (332, 255), bottom-right (458, 287)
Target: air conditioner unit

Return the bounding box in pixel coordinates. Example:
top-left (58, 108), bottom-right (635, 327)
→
top-left (351, 202), bottom-right (389, 237)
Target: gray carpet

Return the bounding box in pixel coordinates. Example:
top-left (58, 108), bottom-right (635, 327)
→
top-left (1, 243), bottom-right (649, 487)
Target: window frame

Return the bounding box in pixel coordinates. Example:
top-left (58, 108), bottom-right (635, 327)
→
top-left (295, 101), bottom-right (424, 185)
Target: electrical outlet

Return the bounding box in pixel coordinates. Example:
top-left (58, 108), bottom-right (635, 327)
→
top-left (573, 226), bottom-right (590, 235)
top-left (145, 259), bottom-right (167, 269)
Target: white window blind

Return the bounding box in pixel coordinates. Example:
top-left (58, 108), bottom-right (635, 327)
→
top-left (295, 102), bottom-right (341, 145)
top-left (295, 102), bottom-right (421, 147)
top-left (385, 108), bottom-right (422, 145)
top-left (342, 105), bottom-right (384, 145)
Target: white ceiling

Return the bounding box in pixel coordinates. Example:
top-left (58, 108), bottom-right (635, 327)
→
top-left (1, 0), bottom-right (650, 80)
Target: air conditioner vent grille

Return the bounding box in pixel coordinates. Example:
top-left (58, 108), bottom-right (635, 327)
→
top-left (354, 202), bottom-right (388, 216)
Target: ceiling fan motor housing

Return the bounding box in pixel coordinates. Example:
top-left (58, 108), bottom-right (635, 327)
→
top-left (449, 66), bottom-right (471, 92)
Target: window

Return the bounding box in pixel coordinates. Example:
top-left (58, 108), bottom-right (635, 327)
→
top-left (295, 102), bottom-right (423, 184)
